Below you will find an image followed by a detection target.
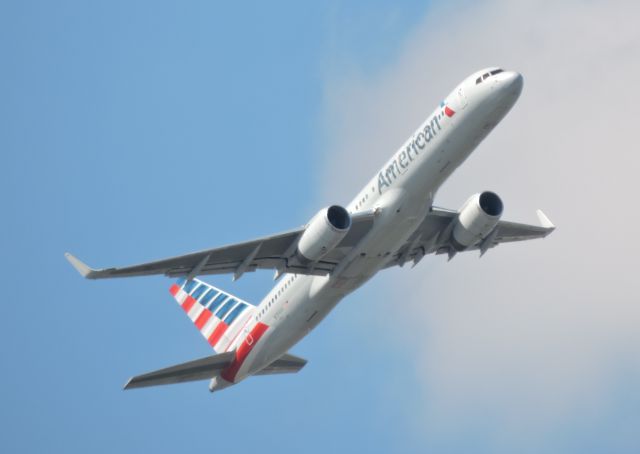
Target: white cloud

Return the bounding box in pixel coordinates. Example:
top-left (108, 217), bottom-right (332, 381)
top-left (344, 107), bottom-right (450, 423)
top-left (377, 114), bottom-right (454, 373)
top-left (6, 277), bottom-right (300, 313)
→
top-left (320, 0), bottom-right (640, 450)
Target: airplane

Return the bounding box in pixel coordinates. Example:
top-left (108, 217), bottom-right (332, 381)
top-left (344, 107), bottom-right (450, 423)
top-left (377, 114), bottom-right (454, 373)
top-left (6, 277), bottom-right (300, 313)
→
top-left (66, 67), bottom-right (555, 393)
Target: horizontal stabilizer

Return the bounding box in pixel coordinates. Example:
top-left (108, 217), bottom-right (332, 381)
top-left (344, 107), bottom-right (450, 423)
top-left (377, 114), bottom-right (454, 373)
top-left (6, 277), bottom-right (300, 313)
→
top-left (254, 353), bottom-right (307, 375)
top-left (124, 351), bottom-right (234, 390)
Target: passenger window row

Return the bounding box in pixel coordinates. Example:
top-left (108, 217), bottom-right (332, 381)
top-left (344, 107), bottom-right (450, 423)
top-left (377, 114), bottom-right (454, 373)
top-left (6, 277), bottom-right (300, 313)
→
top-left (256, 274), bottom-right (299, 321)
top-left (355, 192), bottom-right (369, 211)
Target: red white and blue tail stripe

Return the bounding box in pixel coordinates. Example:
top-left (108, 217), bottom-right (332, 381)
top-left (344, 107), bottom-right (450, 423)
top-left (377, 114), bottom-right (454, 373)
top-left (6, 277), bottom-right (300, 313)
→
top-left (169, 278), bottom-right (257, 353)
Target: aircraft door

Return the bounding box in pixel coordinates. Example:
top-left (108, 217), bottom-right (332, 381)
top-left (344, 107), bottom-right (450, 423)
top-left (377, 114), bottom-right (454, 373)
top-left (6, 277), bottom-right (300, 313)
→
top-left (243, 326), bottom-right (253, 346)
top-left (457, 86), bottom-right (468, 109)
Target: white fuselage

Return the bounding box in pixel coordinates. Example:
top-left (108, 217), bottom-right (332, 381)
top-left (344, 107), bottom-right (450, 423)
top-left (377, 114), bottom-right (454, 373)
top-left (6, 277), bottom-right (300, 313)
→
top-left (214, 68), bottom-right (524, 390)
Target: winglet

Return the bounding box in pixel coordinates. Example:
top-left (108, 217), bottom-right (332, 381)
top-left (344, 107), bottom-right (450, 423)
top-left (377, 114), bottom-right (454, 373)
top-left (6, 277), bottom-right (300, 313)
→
top-left (123, 378), bottom-right (134, 390)
top-left (536, 210), bottom-right (555, 231)
top-left (65, 252), bottom-right (97, 279)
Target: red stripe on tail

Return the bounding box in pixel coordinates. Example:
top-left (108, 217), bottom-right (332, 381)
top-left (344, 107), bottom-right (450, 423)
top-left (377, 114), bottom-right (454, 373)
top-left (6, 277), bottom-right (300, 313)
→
top-left (208, 322), bottom-right (228, 347)
top-left (195, 309), bottom-right (213, 330)
top-left (221, 322), bottom-right (269, 383)
top-left (182, 296), bottom-right (196, 312)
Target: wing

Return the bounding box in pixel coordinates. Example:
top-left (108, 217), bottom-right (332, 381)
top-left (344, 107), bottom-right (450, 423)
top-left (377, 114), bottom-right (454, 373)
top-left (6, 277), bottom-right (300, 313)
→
top-left (66, 211), bottom-right (375, 280)
top-left (387, 207), bottom-right (555, 267)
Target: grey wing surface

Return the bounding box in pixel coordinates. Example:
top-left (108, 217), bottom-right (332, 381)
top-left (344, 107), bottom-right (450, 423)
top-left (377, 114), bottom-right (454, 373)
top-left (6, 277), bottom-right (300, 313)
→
top-left (66, 211), bottom-right (375, 280)
top-left (387, 207), bottom-right (555, 268)
top-left (124, 352), bottom-right (235, 389)
top-left (254, 353), bottom-right (308, 376)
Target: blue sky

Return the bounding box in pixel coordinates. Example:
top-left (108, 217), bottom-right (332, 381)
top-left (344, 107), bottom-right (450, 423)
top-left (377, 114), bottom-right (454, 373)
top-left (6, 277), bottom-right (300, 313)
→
top-left (1, 1), bottom-right (430, 452)
top-left (4, 1), bottom-right (640, 453)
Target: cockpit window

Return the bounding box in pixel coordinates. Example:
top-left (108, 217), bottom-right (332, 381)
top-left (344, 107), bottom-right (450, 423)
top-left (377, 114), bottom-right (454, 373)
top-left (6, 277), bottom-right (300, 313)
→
top-left (476, 69), bottom-right (505, 84)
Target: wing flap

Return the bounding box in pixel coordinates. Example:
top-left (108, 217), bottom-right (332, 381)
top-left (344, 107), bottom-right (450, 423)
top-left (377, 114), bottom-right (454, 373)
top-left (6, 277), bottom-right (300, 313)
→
top-left (124, 351), bottom-right (235, 390)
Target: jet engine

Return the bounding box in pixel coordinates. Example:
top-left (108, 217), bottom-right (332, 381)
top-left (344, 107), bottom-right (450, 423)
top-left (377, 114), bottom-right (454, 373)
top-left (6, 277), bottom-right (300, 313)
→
top-left (452, 191), bottom-right (503, 250)
top-left (297, 205), bottom-right (351, 262)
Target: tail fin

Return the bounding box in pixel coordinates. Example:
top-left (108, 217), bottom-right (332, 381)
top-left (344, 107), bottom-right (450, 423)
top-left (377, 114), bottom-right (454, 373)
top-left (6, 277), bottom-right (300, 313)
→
top-left (170, 278), bottom-right (256, 353)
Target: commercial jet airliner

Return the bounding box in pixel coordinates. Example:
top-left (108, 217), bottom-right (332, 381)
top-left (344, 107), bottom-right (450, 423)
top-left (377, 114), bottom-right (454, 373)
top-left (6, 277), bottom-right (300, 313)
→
top-left (67, 68), bottom-right (555, 392)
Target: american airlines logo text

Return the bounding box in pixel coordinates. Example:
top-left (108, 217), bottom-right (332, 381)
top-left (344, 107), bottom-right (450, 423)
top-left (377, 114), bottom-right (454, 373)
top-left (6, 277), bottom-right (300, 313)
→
top-left (377, 112), bottom-right (444, 194)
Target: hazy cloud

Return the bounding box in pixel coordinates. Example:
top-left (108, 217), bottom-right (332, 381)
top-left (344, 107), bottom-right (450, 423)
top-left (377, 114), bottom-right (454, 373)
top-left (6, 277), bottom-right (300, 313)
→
top-left (320, 0), bottom-right (640, 450)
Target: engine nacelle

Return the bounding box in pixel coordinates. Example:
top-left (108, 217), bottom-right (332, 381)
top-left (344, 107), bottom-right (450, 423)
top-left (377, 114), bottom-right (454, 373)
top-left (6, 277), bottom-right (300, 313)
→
top-left (297, 205), bottom-right (351, 262)
top-left (452, 191), bottom-right (503, 250)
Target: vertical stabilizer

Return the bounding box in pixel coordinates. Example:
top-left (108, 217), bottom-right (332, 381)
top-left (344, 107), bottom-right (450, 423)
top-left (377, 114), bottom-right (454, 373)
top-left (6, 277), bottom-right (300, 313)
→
top-left (169, 278), bottom-right (256, 353)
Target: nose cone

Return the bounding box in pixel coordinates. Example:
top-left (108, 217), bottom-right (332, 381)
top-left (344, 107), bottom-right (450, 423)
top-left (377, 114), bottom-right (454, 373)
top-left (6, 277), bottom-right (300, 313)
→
top-left (501, 71), bottom-right (523, 98)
